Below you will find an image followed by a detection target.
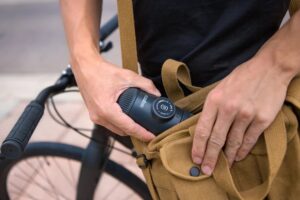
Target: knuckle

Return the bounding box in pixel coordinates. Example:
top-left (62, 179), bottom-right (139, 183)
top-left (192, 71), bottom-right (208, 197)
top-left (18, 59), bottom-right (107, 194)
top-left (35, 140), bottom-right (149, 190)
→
top-left (203, 157), bottom-right (215, 167)
top-left (195, 124), bottom-right (210, 137)
top-left (209, 135), bottom-right (225, 148)
top-left (140, 134), bottom-right (150, 141)
top-left (226, 138), bottom-right (242, 149)
top-left (238, 148), bottom-right (248, 156)
top-left (123, 68), bottom-right (134, 76)
top-left (122, 69), bottom-right (136, 82)
top-left (191, 148), bottom-right (200, 157)
top-left (238, 107), bottom-right (253, 120)
top-left (207, 91), bottom-right (222, 105)
top-left (194, 130), bottom-right (210, 141)
top-left (221, 101), bottom-right (239, 113)
top-left (125, 123), bottom-right (138, 134)
top-left (255, 113), bottom-right (271, 126)
top-left (135, 133), bottom-right (145, 140)
top-left (116, 131), bottom-right (126, 136)
top-left (89, 113), bottom-right (100, 124)
top-left (243, 136), bottom-right (257, 145)
top-left (112, 68), bottom-right (122, 77)
top-left (145, 79), bottom-right (154, 87)
top-left (97, 107), bottom-right (107, 117)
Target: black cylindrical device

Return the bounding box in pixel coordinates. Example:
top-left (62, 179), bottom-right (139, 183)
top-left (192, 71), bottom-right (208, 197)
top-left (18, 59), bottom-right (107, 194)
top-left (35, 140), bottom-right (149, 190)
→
top-left (117, 88), bottom-right (192, 135)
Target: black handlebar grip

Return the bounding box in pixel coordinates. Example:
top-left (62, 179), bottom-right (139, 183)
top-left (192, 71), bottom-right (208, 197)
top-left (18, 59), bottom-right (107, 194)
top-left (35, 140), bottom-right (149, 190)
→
top-left (1, 101), bottom-right (44, 159)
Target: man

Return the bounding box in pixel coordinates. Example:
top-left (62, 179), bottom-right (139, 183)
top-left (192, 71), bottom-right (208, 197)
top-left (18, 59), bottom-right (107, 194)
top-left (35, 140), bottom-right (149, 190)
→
top-left (59, 0), bottom-right (300, 176)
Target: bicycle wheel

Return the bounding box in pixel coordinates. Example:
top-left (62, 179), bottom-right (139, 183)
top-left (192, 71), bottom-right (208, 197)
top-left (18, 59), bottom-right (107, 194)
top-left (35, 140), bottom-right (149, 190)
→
top-left (0, 142), bottom-right (151, 200)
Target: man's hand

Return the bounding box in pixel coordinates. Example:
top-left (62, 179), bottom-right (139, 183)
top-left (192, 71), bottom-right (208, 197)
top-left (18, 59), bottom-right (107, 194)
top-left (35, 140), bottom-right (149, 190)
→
top-left (191, 57), bottom-right (290, 175)
top-left (72, 55), bottom-right (161, 141)
top-left (60, 0), bottom-right (161, 141)
top-left (191, 11), bottom-right (300, 176)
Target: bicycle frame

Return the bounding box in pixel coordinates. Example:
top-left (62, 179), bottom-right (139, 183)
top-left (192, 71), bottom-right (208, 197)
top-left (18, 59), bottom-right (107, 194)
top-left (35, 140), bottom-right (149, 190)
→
top-left (77, 125), bottom-right (111, 199)
top-left (77, 124), bottom-right (136, 199)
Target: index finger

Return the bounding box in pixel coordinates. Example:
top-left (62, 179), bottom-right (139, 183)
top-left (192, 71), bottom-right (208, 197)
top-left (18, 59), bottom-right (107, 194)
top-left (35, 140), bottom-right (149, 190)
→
top-left (192, 98), bottom-right (218, 165)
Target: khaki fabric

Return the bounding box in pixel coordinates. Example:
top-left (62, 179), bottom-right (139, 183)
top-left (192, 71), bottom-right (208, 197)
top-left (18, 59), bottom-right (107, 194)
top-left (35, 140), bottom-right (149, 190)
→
top-left (138, 60), bottom-right (300, 200)
top-left (290, 0), bottom-right (300, 16)
top-left (117, 0), bottom-right (300, 199)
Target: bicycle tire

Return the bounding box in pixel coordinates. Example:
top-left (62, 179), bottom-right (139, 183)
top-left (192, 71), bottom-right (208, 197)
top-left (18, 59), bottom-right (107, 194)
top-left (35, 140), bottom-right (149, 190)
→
top-left (0, 142), bottom-right (151, 200)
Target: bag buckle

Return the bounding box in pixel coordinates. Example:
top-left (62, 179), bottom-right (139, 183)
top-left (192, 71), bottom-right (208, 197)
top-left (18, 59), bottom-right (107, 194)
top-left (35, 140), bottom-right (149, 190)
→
top-left (136, 154), bottom-right (149, 169)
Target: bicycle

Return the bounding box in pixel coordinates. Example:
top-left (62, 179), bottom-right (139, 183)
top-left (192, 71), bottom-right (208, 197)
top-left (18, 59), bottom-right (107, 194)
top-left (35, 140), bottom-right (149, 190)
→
top-left (0, 15), bottom-right (151, 200)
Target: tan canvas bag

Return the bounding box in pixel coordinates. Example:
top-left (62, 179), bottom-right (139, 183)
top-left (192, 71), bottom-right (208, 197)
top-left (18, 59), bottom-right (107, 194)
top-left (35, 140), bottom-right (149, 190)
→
top-left (117, 1), bottom-right (300, 199)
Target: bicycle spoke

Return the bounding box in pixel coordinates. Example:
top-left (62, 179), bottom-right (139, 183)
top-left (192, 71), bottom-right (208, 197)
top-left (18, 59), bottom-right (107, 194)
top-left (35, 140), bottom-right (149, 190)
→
top-left (102, 182), bottom-right (121, 200)
top-left (3, 144), bottom-right (144, 200)
top-left (24, 159), bottom-right (63, 199)
top-left (10, 160), bottom-right (41, 197)
top-left (13, 173), bottom-right (59, 199)
top-left (37, 157), bottom-right (71, 200)
top-left (6, 187), bottom-right (22, 198)
top-left (9, 182), bottom-right (40, 200)
top-left (52, 157), bottom-right (75, 190)
top-left (67, 158), bottom-right (76, 187)
top-left (123, 192), bottom-right (135, 200)
top-left (13, 159), bottom-right (67, 199)
top-left (8, 157), bottom-right (74, 200)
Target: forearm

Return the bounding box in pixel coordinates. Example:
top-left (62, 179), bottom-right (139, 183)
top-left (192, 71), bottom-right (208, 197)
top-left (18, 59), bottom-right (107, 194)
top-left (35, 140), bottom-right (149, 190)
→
top-left (59, 0), bottom-right (102, 63)
top-left (255, 10), bottom-right (300, 84)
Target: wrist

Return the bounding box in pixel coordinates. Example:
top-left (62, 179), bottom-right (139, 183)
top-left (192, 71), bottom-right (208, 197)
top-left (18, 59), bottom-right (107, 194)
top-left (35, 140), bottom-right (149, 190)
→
top-left (253, 51), bottom-right (297, 86)
top-left (70, 41), bottom-right (100, 59)
top-left (70, 43), bottom-right (105, 66)
top-left (70, 49), bottom-right (105, 72)
top-left (253, 12), bottom-right (300, 84)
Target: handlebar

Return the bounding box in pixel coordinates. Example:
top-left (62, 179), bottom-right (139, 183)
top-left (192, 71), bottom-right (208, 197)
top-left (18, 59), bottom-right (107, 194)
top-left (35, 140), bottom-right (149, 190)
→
top-left (1, 71), bottom-right (72, 159)
top-left (1, 101), bottom-right (44, 159)
top-left (1, 15), bottom-right (118, 159)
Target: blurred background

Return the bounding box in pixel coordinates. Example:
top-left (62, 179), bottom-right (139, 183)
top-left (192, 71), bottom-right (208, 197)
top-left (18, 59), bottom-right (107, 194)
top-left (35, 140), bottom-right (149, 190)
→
top-left (0, 0), bottom-right (142, 199)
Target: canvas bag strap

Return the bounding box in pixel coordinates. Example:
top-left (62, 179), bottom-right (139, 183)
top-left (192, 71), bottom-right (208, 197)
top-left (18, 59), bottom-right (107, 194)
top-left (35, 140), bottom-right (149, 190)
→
top-left (116, 0), bottom-right (145, 155)
top-left (117, 1), bottom-right (160, 199)
top-left (213, 112), bottom-right (287, 200)
top-left (161, 59), bottom-right (218, 102)
top-left (117, 0), bottom-right (139, 73)
top-left (289, 0), bottom-right (300, 16)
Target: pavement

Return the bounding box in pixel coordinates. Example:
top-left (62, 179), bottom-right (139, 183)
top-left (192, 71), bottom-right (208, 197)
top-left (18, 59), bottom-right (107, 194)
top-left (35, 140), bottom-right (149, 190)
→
top-left (0, 0), bottom-right (141, 199)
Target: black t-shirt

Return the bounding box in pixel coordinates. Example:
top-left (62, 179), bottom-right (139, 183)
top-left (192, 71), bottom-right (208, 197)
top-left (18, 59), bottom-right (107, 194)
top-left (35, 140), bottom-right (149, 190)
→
top-left (133, 0), bottom-right (289, 95)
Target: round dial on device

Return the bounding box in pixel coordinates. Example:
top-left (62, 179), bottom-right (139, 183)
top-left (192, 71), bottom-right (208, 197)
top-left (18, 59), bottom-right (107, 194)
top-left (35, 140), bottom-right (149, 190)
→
top-left (152, 97), bottom-right (176, 120)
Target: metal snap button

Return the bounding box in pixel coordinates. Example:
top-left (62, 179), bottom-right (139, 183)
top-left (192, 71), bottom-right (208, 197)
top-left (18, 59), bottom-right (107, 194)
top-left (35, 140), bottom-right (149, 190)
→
top-left (189, 166), bottom-right (201, 177)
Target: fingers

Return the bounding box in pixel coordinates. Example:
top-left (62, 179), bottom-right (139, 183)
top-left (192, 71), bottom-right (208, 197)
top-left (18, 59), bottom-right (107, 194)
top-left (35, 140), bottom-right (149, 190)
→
top-left (192, 91), bottom-right (256, 176)
top-left (200, 107), bottom-right (236, 175)
top-left (100, 120), bottom-right (127, 136)
top-left (224, 107), bottom-right (254, 166)
top-left (192, 96), bottom-right (218, 166)
top-left (107, 104), bottom-right (155, 141)
top-left (90, 102), bottom-right (155, 141)
top-left (235, 115), bottom-right (270, 161)
top-left (89, 113), bottom-right (126, 136)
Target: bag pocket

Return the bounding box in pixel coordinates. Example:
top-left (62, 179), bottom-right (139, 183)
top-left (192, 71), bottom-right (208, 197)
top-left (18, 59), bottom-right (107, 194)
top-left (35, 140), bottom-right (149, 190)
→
top-left (154, 127), bottom-right (229, 200)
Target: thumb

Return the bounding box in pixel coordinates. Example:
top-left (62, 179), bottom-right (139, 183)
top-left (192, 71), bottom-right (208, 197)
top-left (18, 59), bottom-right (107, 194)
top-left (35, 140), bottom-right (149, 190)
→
top-left (135, 76), bottom-right (161, 97)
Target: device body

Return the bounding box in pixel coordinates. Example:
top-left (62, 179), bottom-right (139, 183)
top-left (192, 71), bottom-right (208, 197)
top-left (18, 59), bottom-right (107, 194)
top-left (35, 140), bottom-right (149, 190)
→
top-left (117, 88), bottom-right (192, 135)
